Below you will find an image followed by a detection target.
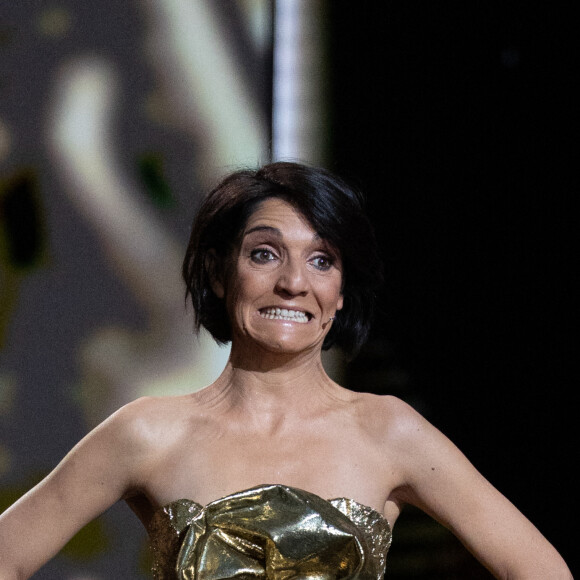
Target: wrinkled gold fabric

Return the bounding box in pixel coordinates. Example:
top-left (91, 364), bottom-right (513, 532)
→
top-left (149, 484), bottom-right (392, 579)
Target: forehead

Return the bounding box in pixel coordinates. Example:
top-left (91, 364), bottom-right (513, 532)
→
top-left (243, 198), bottom-right (316, 236)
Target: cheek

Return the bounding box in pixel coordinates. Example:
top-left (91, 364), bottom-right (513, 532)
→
top-left (324, 274), bottom-right (344, 302)
top-left (226, 269), bottom-right (266, 313)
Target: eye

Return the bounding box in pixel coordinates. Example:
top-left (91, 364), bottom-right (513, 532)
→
top-left (250, 248), bottom-right (277, 264)
top-left (310, 255), bottom-right (334, 271)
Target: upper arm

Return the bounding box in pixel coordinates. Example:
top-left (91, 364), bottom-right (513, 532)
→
top-left (385, 398), bottom-right (571, 579)
top-left (0, 398), bottom-right (154, 579)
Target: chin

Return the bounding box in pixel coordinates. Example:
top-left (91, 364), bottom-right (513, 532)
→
top-left (257, 335), bottom-right (324, 356)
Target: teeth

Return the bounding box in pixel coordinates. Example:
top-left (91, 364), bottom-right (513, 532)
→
top-left (259, 307), bottom-right (309, 323)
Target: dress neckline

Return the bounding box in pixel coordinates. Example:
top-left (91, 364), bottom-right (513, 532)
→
top-left (154, 483), bottom-right (390, 528)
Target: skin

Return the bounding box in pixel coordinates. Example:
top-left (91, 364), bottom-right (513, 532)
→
top-left (0, 199), bottom-right (572, 579)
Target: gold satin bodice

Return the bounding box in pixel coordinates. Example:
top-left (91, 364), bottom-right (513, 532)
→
top-left (149, 484), bottom-right (392, 579)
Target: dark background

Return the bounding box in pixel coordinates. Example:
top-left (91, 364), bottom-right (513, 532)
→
top-left (329, 2), bottom-right (576, 576)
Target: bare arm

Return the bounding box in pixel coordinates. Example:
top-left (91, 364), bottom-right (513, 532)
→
top-left (385, 397), bottom-right (572, 579)
top-left (0, 399), bottom-right (153, 579)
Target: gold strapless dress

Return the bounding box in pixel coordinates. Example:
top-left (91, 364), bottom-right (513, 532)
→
top-left (149, 484), bottom-right (392, 579)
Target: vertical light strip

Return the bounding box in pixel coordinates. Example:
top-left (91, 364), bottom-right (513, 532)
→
top-left (272, 0), bottom-right (326, 163)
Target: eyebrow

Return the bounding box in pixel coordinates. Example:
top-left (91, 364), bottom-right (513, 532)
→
top-left (244, 225), bottom-right (282, 237)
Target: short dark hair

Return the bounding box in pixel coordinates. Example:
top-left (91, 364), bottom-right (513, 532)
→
top-left (182, 161), bottom-right (383, 358)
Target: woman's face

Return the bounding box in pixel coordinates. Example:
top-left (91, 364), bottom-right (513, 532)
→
top-left (219, 198), bottom-right (344, 356)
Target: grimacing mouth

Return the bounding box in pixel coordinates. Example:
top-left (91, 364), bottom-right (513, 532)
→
top-left (258, 307), bottom-right (312, 323)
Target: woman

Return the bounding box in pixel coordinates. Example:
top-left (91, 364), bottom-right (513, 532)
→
top-left (0, 162), bottom-right (572, 579)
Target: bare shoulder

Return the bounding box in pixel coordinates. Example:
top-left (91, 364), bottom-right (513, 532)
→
top-left (353, 392), bottom-right (418, 414)
top-left (352, 393), bottom-right (454, 474)
top-left (353, 393), bottom-right (428, 439)
top-left (104, 393), bottom-right (206, 452)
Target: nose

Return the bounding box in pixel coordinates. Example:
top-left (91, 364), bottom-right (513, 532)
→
top-left (274, 259), bottom-right (308, 297)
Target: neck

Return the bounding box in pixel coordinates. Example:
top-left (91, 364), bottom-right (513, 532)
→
top-left (231, 336), bottom-right (323, 372)
top-left (206, 342), bottom-right (343, 418)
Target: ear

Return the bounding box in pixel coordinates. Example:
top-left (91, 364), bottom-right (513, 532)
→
top-left (336, 293), bottom-right (344, 311)
top-left (205, 250), bottom-right (225, 299)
